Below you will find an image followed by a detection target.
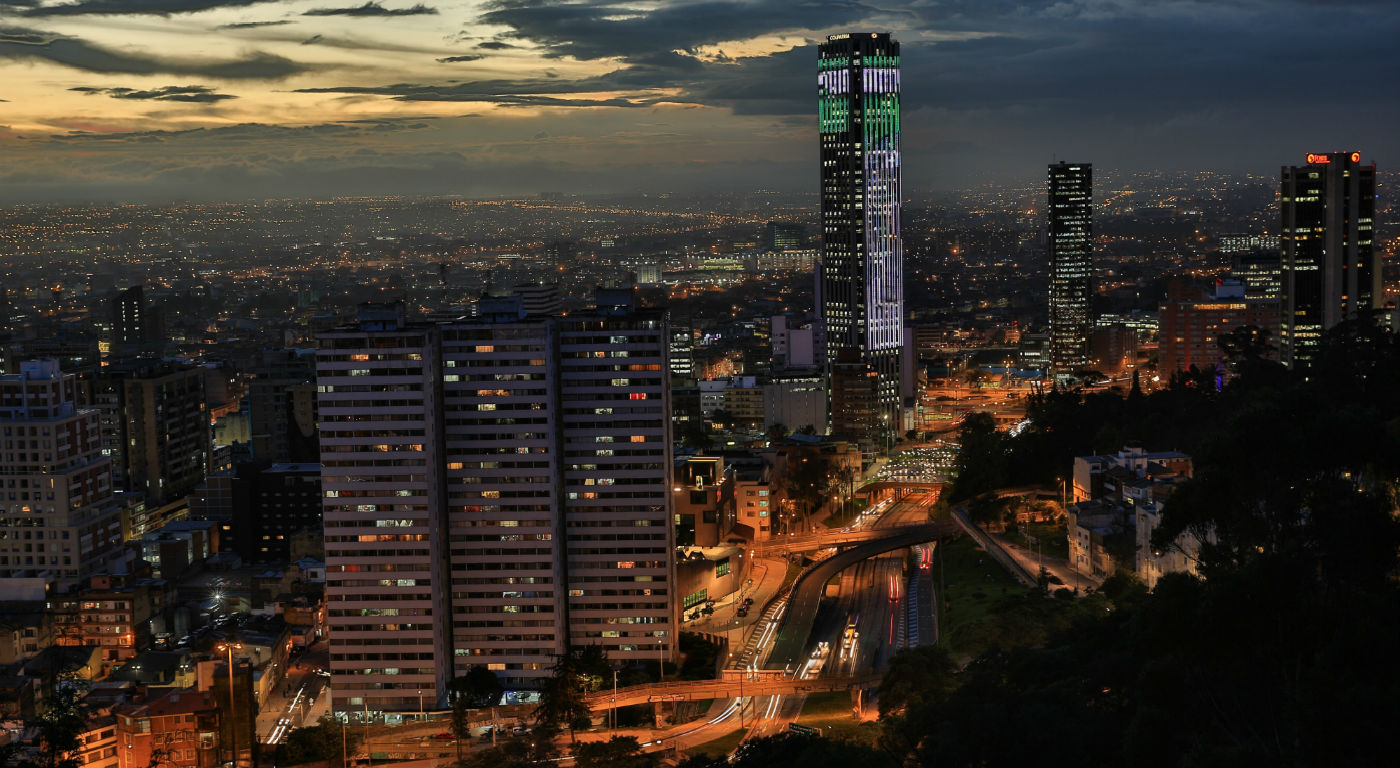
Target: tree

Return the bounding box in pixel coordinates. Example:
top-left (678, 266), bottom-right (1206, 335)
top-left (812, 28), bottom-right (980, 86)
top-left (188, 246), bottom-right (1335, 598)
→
top-left (877, 645), bottom-right (955, 717)
top-left (7, 670), bottom-right (88, 768)
top-left (448, 666), bottom-right (502, 761)
top-left (277, 717), bottom-right (361, 767)
top-left (766, 422), bottom-right (789, 442)
top-left (573, 736), bottom-right (655, 768)
top-left (730, 733), bottom-right (895, 768)
top-left (535, 645), bottom-right (610, 742)
top-left (451, 665), bottom-right (504, 709)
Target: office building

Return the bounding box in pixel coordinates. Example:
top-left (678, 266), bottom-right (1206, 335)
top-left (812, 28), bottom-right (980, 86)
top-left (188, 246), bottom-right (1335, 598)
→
top-left (318, 297), bottom-right (674, 717)
top-left (1279, 151), bottom-right (1378, 368)
top-left (1048, 162), bottom-right (1093, 377)
top-left (1229, 252), bottom-right (1283, 301)
top-left (1158, 281), bottom-right (1280, 376)
top-left (818, 32), bottom-right (904, 433)
top-left (0, 360), bottom-right (124, 588)
top-left (669, 324), bottom-right (694, 379)
top-left (765, 222), bottom-right (802, 251)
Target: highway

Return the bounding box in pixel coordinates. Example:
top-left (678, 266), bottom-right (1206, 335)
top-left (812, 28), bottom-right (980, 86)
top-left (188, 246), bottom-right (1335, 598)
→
top-left (765, 494), bottom-right (955, 672)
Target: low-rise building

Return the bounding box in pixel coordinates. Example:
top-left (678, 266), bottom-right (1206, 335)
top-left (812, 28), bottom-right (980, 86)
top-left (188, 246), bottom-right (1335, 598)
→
top-left (114, 688), bottom-right (222, 768)
top-left (1067, 445), bottom-right (1194, 583)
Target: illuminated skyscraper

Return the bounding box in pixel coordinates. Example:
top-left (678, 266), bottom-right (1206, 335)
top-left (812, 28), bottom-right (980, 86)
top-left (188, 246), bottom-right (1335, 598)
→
top-left (818, 32), bottom-right (904, 440)
top-left (1048, 162), bottom-right (1093, 377)
top-left (1279, 151), bottom-right (1378, 368)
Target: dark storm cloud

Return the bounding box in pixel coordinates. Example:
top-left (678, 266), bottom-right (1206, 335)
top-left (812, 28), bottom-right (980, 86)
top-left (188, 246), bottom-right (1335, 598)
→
top-left (70, 84), bottom-right (237, 102)
top-left (475, 40), bottom-right (518, 50)
top-left (217, 20), bottom-right (292, 29)
top-left (303, 2), bottom-right (436, 17)
top-left (294, 80), bottom-right (679, 107)
top-left (21, 0), bottom-right (275, 16)
top-left (477, 0), bottom-right (873, 61)
top-left (0, 27), bottom-right (312, 78)
top-left (436, 54), bottom-right (483, 63)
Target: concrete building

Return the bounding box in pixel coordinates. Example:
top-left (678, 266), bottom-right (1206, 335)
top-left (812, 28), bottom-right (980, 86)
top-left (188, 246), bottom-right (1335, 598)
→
top-left (114, 688), bottom-right (222, 768)
top-left (1067, 446), bottom-right (1194, 581)
top-left (1280, 151), bottom-right (1378, 368)
top-left (1158, 280), bottom-right (1280, 376)
top-left (246, 349), bottom-right (318, 464)
top-left (77, 361), bottom-right (211, 507)
top-left (0, 360), bottom-right (124, 588)
top-left (762, 376), bottom-right (828, 437)
top-left (318, 297), bottom-right (675, 718)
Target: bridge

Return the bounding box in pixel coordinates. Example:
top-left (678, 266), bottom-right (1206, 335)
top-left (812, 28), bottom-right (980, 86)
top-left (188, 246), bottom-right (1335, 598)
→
top-left (582, 674), bottom-right (879, 711)
top-left (751, 523), bottom-right (949, 556)
top-left (765, 521), bottom-right (959, 670)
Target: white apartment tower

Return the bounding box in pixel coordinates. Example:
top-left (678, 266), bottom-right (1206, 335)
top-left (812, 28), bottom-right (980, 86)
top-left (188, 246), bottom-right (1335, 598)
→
top-left (0, 360), bottom-right (124, 588)
top-left (318, 298), bottom-right (675, 719)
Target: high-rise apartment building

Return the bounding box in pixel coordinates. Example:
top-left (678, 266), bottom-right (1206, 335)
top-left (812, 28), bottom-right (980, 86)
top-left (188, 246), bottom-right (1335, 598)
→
top-left (247, 349), bottom-right (319, 464)
top-left (1279, 151), bottom-right (1378, 368)
top-left (818, 32), bottom-right (904, 434)
top-left (1048, 162), bottom-right (1093, 377)
top-left (0, 360), bottom-right (124, 588)
top-left (78, 361), bottom-right (211, 507)
top-left (109, 285), bottom-right (165, 354)
top-left (318, 298), bottom-right (675, 717)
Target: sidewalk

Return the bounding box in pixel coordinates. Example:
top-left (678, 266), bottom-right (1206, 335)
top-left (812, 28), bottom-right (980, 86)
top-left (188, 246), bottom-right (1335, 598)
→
top-left (684, 555), bottom-right (789, 650)
top-left (991, 533), bottom-right (1102, 592)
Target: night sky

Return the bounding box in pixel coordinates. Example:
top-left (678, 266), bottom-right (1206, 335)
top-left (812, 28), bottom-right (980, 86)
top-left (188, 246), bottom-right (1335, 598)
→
top-left (0, 0), bottom-right (1395, 201)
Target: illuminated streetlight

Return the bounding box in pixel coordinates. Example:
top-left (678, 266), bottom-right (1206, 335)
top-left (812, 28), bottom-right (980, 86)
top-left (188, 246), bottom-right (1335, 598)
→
top-left (216, 642), bottom-right (243, 766)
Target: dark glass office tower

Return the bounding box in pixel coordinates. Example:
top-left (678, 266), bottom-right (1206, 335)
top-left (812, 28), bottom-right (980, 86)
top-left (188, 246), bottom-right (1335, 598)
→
top-left (1048, 162), bottom-right (1093, 377)
top-left (1280, 151), bottom-right (1378, 368)
top-left (818, 33), bottom-right (903, 444)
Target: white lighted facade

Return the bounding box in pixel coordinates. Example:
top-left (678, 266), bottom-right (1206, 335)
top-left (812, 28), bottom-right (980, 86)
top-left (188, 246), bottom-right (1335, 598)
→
top-left (819, 32), bottom-right (904, 429)
top-left (1048, 162), bottom-right (1093, 377)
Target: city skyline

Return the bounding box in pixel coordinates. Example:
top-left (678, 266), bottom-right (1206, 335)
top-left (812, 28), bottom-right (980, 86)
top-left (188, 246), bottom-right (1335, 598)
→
top-left (0, 0), bottom-right (1396, 201)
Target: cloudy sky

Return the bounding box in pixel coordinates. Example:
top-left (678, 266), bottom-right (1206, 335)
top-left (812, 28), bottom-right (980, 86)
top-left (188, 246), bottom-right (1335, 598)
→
top-left (0, 0), bottom-right (1395, 202)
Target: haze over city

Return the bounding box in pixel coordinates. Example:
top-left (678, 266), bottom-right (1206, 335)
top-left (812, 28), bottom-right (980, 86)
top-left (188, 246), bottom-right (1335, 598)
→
top-left (1, 0), bottom-right (1396, 201)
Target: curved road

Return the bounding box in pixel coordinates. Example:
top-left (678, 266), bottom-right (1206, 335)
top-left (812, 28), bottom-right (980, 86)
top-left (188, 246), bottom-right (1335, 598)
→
top-left (765, 510), bottom-right (955, 670)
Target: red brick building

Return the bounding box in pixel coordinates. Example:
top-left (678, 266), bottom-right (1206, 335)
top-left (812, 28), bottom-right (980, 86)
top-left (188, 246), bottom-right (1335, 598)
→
top-left (1158, 281), bottom-right (1279, 376)
top-left (115, 689), bottom-right (222, 768)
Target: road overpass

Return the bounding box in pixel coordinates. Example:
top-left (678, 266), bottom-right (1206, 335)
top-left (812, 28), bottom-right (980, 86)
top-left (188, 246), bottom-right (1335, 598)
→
top-left (582, 674), bottom-right (878, 711)
top-left (764, 521), bottom-right (958, 670)
top-left (751, 523), bottom-right (949, 556)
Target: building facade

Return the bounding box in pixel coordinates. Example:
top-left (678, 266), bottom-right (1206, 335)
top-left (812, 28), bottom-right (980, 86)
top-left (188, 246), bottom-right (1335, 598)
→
top-left (318, 299), bottom-right (675, 718)
top-left (78, 361), bottom-right (211, 507)
top-left (818, 33), bottom-right (904, 433)
top-left (1279, 151), bottom-right (1378, 368)
top-left (1158, 281), bottom-right (1280, 376)
top-left (0, 360), bottom-right (124, 588)
top-left (1047, 162), bottom-right (1093, 377)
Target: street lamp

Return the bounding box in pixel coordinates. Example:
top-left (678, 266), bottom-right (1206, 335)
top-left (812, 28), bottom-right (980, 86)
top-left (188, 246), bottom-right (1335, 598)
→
top-left (216, 642), bottom-right (243, 767)
top-left (417, 690), bottom-right (424, 719)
